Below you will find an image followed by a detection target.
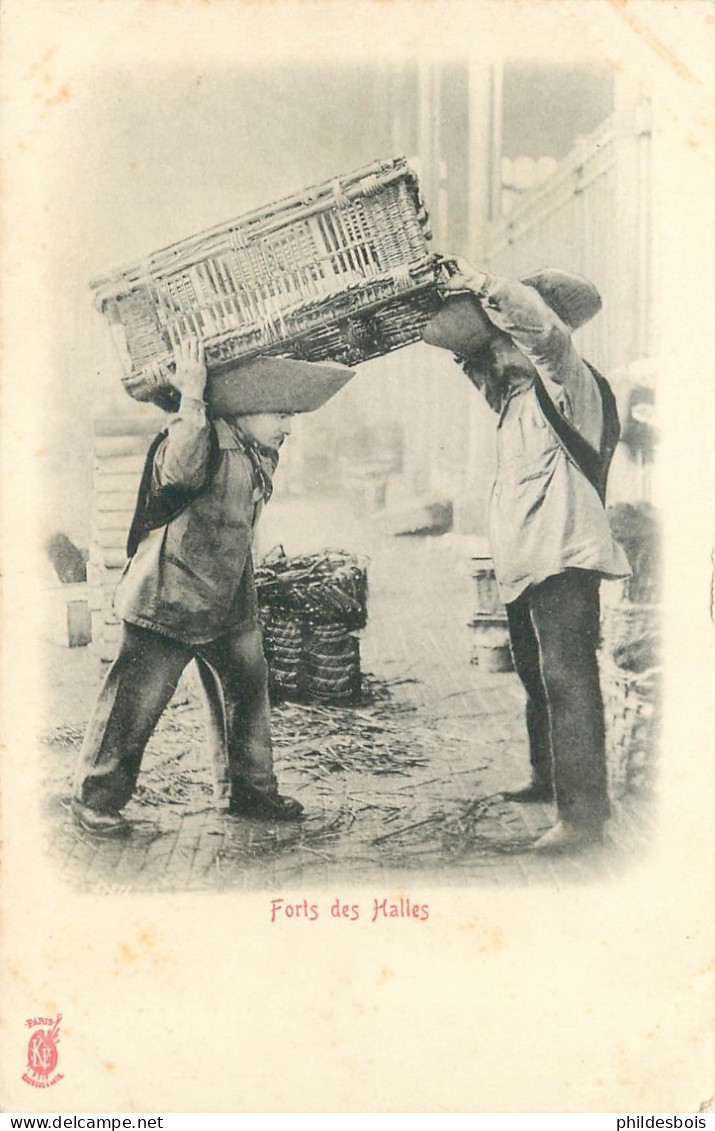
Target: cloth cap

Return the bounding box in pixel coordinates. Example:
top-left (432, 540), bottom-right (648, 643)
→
top-left (422, 267), bottom-right (602, 358)
top-left (206, 357), bottom-right (355, 417)
top-left (520, 268), bottom-right (602, 330)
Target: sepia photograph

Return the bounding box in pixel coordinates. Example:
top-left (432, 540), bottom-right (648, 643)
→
top-left (1, 0), bottom-right (712, 1115)
top-left (38, 34), bottom-right (662, 891)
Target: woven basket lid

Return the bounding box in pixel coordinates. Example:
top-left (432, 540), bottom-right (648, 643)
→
top-left (206, 357), bottom-right (355, 417)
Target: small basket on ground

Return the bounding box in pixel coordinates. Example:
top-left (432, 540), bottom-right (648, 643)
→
top-left (256, 548), bottom-right (368, 706)
top-left (91, 156), bottom-right (443, 405)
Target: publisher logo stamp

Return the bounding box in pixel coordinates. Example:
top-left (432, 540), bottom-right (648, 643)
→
top-left (22, 1013), bottom-right (64, 1088)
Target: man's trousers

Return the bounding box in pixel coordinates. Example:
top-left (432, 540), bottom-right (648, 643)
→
top-left (74, 621), bottom-right (277, 814)
top-left (505, 570), bottom-right (611, 830)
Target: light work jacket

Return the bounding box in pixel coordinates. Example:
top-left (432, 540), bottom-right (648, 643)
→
top-left (466, 277), bottom-right (630, 605)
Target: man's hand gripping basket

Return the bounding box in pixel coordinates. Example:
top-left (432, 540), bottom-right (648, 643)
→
top-left (91, 157), bottom-right (442, 403)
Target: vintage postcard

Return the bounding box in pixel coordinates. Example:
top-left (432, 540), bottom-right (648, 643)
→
top-left (1, 0), bottom-right (713, 1115)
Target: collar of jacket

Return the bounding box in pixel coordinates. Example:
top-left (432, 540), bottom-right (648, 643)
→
top-left (501, 374), bottom-right (535, 408)
top-left (215, 418), bottom-right (279, 502)
top-left (464, 368), bottom-right (534, 414)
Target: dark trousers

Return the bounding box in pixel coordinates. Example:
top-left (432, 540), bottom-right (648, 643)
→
top-left (74, 622), bottom-right (277, 813)
top-left (505, 570), bottom-right (611, 829)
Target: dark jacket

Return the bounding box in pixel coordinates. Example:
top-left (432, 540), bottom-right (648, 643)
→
top-left (115, 399), bottom-right (274, 645)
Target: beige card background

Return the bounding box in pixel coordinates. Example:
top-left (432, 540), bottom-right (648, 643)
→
top-left (1, 0), bottom-right (713, 1114)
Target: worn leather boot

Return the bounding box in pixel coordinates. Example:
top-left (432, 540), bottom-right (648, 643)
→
top-left (229, 786), bottom-right (304, 821)
top-left (71, 799), bottom-right (131, 837)
top-left (501, 780), bottom-right (554, 803)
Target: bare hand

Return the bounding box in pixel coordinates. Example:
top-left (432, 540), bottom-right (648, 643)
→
top-left (443, 256), bottom-right (490, 293)
top-left (172, 337), bottom-right (207, 399)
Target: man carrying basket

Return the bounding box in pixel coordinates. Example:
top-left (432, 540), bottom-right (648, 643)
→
top-left (72, 342), bottom-right (354, 836)
top-left (423, 262), bottom-right (630, 853)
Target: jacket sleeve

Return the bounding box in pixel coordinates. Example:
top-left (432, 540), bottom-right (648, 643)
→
top-left (473, 275), bottom-right (603, 449)
top-left (152, 395), bottom-right (214, 492)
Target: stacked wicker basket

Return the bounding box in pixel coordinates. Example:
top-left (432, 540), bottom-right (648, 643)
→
top-left (255, 549), bottom-right (369, 706)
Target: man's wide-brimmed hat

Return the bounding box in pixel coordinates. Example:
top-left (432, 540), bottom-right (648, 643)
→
top-left (422, 267), bottom-right (602, 358)
top-left (206, 357), bottom-right (356, 417)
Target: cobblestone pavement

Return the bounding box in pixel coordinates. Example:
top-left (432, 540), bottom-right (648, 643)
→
top-left (40, 496), bottom-right (656, 893)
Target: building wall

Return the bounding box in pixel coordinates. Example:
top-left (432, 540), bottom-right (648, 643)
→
top-left (453, 75), bottom-right (656, 525)
top-left (486, 90), bottom-right (654, 376)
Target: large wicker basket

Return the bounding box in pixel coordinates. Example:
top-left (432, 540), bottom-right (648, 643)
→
top-left (602, 663), bottom-right (660, 798)
top-left (255, 548), bottom-right (367, 706)
top-left (91, 156), bottom-right (442, 404)
top-left (601, 601), bottom-right (659, 658)
top-left (262, 613), bottom-right (361, 706)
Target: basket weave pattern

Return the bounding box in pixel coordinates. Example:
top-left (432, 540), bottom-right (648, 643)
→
top-left (602, 664), bottom-right (659, 798)
top-left (600, 601), bottom-right (658, 660)
top-left (263, 614), bottom-right (361, 706)
top-left (600, 598), bottom-right (660, 799)
top-left (91, 157), bottom-right (441, 402)
top-left (255, 549), bottom-right (367, 706)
